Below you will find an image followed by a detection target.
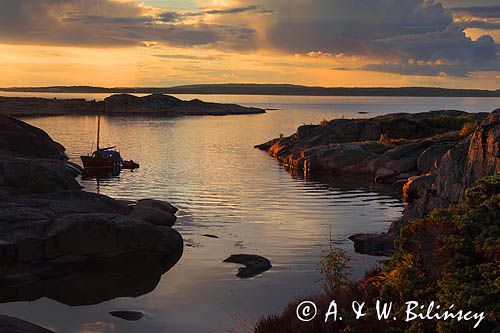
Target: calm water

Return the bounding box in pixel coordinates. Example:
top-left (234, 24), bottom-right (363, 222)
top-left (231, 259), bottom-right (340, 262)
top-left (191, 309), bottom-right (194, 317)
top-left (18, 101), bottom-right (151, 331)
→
top-left (0, 94), bottom-right (498, 333)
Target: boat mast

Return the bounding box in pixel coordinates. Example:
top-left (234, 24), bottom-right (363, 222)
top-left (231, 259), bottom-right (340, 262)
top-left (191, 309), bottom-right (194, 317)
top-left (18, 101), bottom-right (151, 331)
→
top-left (96, 113), bottom-right (101, 150)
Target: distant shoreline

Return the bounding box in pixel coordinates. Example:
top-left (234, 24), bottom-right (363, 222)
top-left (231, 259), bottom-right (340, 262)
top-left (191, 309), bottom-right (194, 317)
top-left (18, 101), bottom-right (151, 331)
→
top-left (0, 93), bottom-right (265, 117)
top-left (1, 84), bottom-right (499, 97)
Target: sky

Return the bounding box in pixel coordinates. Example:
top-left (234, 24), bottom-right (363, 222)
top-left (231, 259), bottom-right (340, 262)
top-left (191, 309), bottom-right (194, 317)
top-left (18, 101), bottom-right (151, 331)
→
top-left (0, 0), bottom-right (498, 89)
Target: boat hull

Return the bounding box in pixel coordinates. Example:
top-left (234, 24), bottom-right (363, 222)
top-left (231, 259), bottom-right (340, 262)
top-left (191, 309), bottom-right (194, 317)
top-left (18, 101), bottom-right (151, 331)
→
top-left (80, 156), bottom-right (120, 170)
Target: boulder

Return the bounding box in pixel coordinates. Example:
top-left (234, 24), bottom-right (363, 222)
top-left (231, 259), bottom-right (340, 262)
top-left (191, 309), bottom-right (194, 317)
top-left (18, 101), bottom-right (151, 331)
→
top-left (136, 199), bottom-right (178, 214)
top-left (223, 254), bottom-right (272, 278)
top-left (0, 158), bottom-right (81, 193)
top-left (0, 113), bottom-right (66, 159)
top-left (417, 143), bottom-right (455, 173)
top-left (45, 214), bottom-right (180, 258)
top-left (110, 311), bottom-right (144, 321)
top-left (313, 144), bottom-right (373, 172)
top-left (375, 168), bottom-right (396, 183)
top-left (128, 206), bottom-right (177, 227)
top-left (349, 233), bottom-right (395, 256)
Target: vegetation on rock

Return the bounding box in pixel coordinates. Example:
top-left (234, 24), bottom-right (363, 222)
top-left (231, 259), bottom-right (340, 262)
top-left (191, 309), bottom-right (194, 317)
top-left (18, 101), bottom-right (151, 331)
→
top-left (255, 175), bottom-right (500, 333)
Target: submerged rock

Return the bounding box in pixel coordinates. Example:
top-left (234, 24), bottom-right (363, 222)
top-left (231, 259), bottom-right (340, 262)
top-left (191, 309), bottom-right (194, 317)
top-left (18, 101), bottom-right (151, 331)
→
top-left (110, 311), bottom-right (144, 321)
top-left (201, 234), bottom-right (219, 239)
top-left (223, 254), bottom-right (272, 278)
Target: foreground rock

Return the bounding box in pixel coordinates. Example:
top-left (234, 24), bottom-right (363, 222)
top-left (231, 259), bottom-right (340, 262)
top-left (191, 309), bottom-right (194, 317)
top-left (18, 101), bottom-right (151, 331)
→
top-left (0, 114), bottom-right (183, 297)
top-left (0, 315), bottom-right (54, 333)
top-left (403, 111), bottom-right (500, 222)
top-left (0, 113), bottom-right (67, 159)
top-left (359, 112), bottom-right (499, 255)
top-left (0, 94), bottom-right (265, 116)
top-left (223, 254), bottom-right (272, 278)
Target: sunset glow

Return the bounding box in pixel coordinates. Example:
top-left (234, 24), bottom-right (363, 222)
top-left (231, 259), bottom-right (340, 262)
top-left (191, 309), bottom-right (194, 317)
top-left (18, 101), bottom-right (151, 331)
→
top-left (0, 0), bottom-right (498, 88)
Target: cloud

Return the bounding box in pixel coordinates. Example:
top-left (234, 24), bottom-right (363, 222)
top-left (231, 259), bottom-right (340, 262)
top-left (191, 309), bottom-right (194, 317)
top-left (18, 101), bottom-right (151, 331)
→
top-left (0, 0), bottom-right (497, 77)
top-left (360, 61), bottom-right (499, 77)
top-left (450, 5), bottom-right (500, 18)
top-left (154, 54), bottom-right (223, 60)
top-left (450, 5), bottom-right (500, 31)
top-left (158, 5), bottom-right (273, 23)
top-left (0, 0), bottom-right (256, 49)
top-left (253, 0), bottom-right (498, 76)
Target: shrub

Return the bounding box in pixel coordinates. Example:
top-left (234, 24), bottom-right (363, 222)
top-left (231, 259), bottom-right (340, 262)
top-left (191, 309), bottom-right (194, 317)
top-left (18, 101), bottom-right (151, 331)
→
top-left (459, 122), bottom-right (478, 137)
top-left (255, 175), bottom-right (500, 333)
top-left (317, 240), bottom-right (352, 294)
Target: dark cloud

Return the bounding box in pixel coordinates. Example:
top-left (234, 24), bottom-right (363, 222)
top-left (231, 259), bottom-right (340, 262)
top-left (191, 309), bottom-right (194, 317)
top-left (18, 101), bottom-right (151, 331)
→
top-left (0, 0), bottom-right (256, 48)
top-left (450, 5), bottom-right (500, 18)
top-left (0, 0), bottom-right (497, 77)
top-left (265, 0), bottom-right (453, 53)
top-left (360, 61), bottom-right (499, 77)
top-left (257, 0), bottom-right (498, 76)
top-left (450, 5), bottom-right (500, 31)
top-left (158, 5), bottom-right (273, 23)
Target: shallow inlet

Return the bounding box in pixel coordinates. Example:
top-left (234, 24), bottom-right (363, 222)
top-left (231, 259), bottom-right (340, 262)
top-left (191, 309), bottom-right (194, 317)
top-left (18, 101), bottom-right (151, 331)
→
top-left (0, 94), bottom-right (497, 332)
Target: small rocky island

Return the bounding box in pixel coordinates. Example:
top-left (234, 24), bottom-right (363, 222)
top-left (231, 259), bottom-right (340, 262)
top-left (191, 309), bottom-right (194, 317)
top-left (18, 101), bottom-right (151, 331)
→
top-left (0, 113), bottom-right (183, 307)
top-left (256, 109), bottom-right (500, 255)
top-left (0, 93), bottom-right (265, 116)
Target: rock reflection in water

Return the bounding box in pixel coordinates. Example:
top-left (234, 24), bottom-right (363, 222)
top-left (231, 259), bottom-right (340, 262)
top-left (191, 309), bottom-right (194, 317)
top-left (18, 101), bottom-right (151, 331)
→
top-left (0, 250), bottom-right (180, 306)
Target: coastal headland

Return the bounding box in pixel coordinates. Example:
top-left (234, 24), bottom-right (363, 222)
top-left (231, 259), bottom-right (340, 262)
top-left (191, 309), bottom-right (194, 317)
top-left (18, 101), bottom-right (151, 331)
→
top-left (256, 109), bottom-right (500, 255)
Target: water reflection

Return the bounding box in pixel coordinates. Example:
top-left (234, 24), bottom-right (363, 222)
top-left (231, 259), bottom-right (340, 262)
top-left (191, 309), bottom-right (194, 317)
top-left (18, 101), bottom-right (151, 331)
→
top-left (1, 95), bottom-right (492, 332)
top-left (0, 251), bottom-right (180, 306)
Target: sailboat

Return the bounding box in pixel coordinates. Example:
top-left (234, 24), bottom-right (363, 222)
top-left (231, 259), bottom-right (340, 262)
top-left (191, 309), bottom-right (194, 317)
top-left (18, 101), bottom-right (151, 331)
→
top-left (80, 114), bottom-right (139, 171)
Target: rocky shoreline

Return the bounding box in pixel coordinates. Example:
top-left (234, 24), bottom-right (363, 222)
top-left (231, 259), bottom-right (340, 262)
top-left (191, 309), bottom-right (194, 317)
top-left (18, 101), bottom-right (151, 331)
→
top-left (0, 113), bottom-right (184, 303)
top-left (0, 93), bottom-right (265, 117)
top-left (256, 109), bottom-right (500, 255)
